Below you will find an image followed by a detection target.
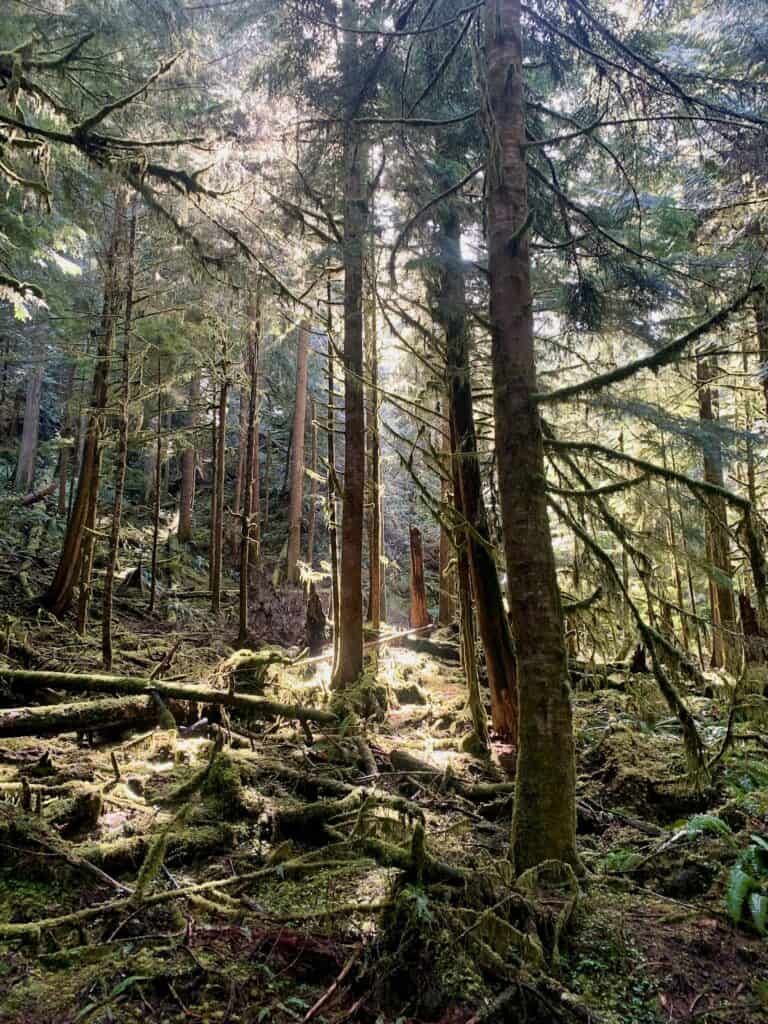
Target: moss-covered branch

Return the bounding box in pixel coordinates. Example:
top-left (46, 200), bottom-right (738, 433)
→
top-left (535, 285), bottom-right (760, 405)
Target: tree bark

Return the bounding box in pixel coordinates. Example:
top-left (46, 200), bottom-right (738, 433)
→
top-left (44, 189), bottom-right (126, 617)
top-left (238, 285), bottom-right (261, 646)
top-left (484, 0), bottom-right (579, 872)
top-left (14, 365), bottom-right (43, 493)
top-left (366, 282), bottom-right (383, 628)
top-left (332, 6), bottom-right (368, 689)
top-left (148, 363), bottom-right (163, 614)
top-left (211, 372), bottom-right (229, 615)
top-left (697, 356), bottom-right (740, 673)
top-left (438, 202), bottom-right (518, 742)
top-left (306, 398), bottom-right (318, 572)
top-left (438, 420), bottom-right (455, 626)
top-left (0, 695), bottom-right (160, 738)
top-left (327, 320), bottom-right (341, 674)
top-left (287, 320), bottom-right (310, 584)
top-left (178, 375), bottom-right (199, 544)
top-left (57, 362), bottom-right (76, 517)
top-left (755, 287), bottom-right (768, 417)
top-left (103, 201), bottom-right (138, 668)
top-left (409, 526), bottom-right (430, 629)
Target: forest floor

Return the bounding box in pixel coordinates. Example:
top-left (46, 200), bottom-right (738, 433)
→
top-left (1, 508), bottom-right (768, 1023)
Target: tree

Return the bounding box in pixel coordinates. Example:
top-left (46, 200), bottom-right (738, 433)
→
top-left (286, 319), bottom-right (310, 585)
top-left (484, 0), bottom-right (579, 872)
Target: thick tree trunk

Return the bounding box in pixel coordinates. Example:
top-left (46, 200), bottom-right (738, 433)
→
top-left (287, 320), bottom-right (310, 584)
top-left (485, 0), bottom-right (579, 872)
top-left (409, 526), bottom-right (430, 628)
top-left (331, 13), bottom-right (368, 689)
top-left (178, 375), bottom-right (199, 544)
top-left (103, 202), bottom-right (138, 668)
top-left (697, 356), bottom-right (740, 673)
top-left (238, 287), bottom-right (261, 647)
top-left (14, 365), bottom-right (43, 492)
top-left (438, 204), bottom-right (518, 742)
top-left (44, 190), bottom-right (126, 617)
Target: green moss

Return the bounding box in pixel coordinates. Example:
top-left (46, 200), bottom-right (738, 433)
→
top-left (202, 752), bottom-right (246, 819)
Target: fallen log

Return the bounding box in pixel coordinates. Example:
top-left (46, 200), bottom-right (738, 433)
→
top-left (0, 695), bottom-right (160, 738)
top-left (75, 823), bottom-right (237, 874)
top-left (0, 668), bottom-right (337, 725)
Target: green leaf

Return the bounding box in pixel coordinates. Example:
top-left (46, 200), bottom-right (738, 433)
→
top-left (749, 892), bottom-right (768, 935)
top-left (686, 814), bottom-right (731, 836)
top-left (727, 865), bottom-right (756, 923)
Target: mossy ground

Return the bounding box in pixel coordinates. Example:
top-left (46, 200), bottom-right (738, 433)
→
top-left (1, 519), bottom-right (768, 1022)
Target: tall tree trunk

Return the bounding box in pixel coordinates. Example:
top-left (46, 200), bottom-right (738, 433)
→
top-left (231, 384), bottom-right (249, 551)
top-left (239, 286), bottom-right (261, 646)
top-left (263, 430), bottom-right (271, 539)
top-left (485, 0), bottom-right (579, 872)
top-left (178, 374), bottom-right (199, 544)
top-left (438, 203), bottom-right (518, 742)
top-left (327, 315), bottom-right (341, 674)
top-left (44, 190), bottom-right (126, 618)
top-left (755, 288), bottom-right (768, 417)
top-left (103, 201), bottom-right (137, 668)
top-left (211, 373), bottom-right (229, 615)
top-left (306, 399), bottom-right (318, 573)
top-left (332, 5), bottom-right (368, 689)
top-left (438, 421), bottom-right (455, 626)
top-left (451, 417), bottom-right (490, 752)
top-left (14, 365), bottom-right (43, 492)
top-left (697, 356), bottom-right (740, 673)
top-left (149, 365), bottom-right (163, 614)
top-left (209, 392), bottom-right (218, 591)
top-left (366, 247), bottom-right (383, 629)
top-left (287, 320), bottom-right (310, 584)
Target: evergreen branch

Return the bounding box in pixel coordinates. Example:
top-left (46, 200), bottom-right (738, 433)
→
top-left (546, 474), bottom-right (648, 498)
top-left (75, 53), bottom-right (182, 135)
top-left (535, 285), bottom-right (762, 404)
top-left (388, 163), bottom-right (484, 287)
top-left (544, 438), bottom-right (750, 509)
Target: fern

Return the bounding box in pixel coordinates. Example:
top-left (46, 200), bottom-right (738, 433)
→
top-left (727, 865), bottom-right (755, 924)
top-left (726, 835), bottom-right (768, 933)
top-left (685, 813), bottom-right (732, 836)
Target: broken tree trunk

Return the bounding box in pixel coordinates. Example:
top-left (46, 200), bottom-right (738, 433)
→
top-left (409, 526), bottom-right (431, 629)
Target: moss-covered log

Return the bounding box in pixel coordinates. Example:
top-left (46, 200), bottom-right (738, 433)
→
top-left (0, 668), bottom-right (336, 725)
top-left (74, 824), bottom-right (236, 874)
top-left (0, 695), bottom-right (159, 737)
